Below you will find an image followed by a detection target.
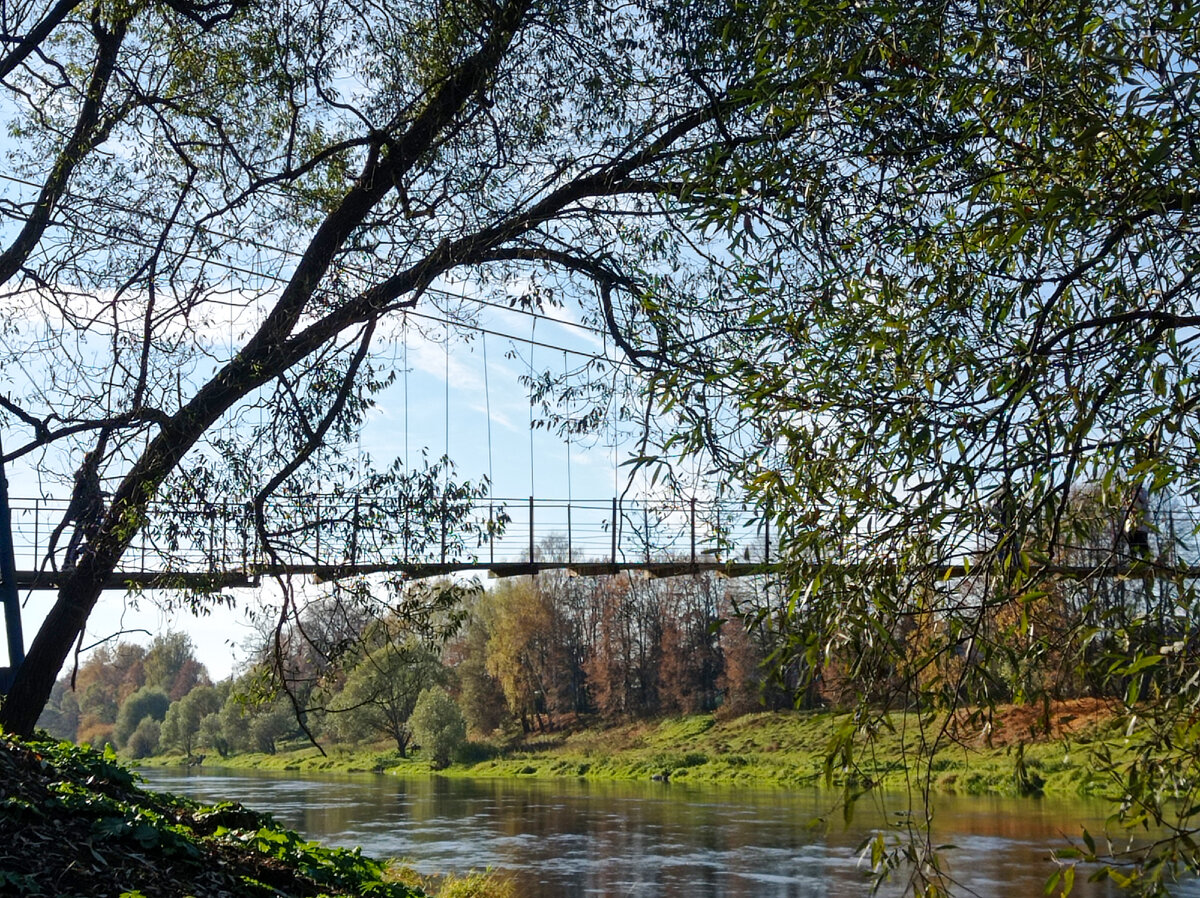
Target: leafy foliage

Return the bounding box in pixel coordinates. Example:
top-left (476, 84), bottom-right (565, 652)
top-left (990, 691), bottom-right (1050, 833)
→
top-left (410, 686), bottom-right (468, 769)
top-left (603, 0), bottom-right (1200, 892)
top-left (0, 734), bottom-right (423, 897)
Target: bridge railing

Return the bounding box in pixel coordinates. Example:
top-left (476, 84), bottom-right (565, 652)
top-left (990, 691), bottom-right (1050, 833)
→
top-left (8, 493), bottom-right (1199, 581)
top-left (3, 494), bottom-right (774, 577)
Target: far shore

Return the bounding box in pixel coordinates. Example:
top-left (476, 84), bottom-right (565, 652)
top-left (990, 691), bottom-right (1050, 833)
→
top-left (137, 701), bottom-right (1125, 799)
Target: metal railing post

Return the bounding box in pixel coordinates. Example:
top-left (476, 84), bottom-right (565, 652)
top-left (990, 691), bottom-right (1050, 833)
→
top-left (528, 496), bottom-right (535, 564)
top-left (314, 497), bottom-right (321, 565)
top-left (403, 496), bottom-right (410, 561)
top-left (643, 502), bottom-right (650, 564)
top-left (567, 500), bottom-right (572, 565)
top-left (716, 504), bottom-right (721, 562)
top-left (611, 496), bottom-right (618, 564)
top-left (690, 497), bottom-right (696, 566)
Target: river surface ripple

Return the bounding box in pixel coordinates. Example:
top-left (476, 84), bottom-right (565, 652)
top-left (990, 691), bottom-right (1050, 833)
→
top-left (140, 767), bottom-right (1200, 897)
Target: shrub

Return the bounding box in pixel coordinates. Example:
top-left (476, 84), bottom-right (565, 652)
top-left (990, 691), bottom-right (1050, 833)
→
top-left (113, 687), bottom-right (170, 748)
top-left (125, 716), bottom-right (161, 759)
top-left (410, 687), bottom-right (467, 769)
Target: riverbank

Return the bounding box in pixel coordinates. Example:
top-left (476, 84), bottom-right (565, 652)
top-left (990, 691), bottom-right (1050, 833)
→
top-left (0, 734), bottom-right (513, 898)
top-left (144, 700), bottom-right (1124, 798)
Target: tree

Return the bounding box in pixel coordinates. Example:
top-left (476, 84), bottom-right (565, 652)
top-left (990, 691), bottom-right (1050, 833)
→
top-left (0, 0), bottom-right (774, 737)
top-left (595, 0), bottom-right (1200, 892)
top-left (410, 685), bottom-right (467, 769)
top-left (142, 632), bottom-right (209, 699)
top-left (160, 684), bottom-right (224, 757)
top-left (196, 712), bottom-right (229, 757)
top-left (35, 680), bottom-right (81, 741)
top-left (68, 641), bottom-right (149, 740)
top-left (113, 686), bottom-right (170, 748)
top-left (326, 638), bottom-right (445, 754)
top-left (125, 716), bottom-right (162, 760)
top-left (215, 687), bottom-right (299, 755)
top-left (481, 578), bottom-right (565, 730)
top-left (444, 599), bottom-right (509, 735)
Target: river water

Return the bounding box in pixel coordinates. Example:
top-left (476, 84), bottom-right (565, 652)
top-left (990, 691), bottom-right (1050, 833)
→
top-left (141, 767), bottom-right (1200, 897)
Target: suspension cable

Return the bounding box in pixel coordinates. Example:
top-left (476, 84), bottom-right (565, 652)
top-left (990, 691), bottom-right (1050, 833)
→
top-left (483, 332), bottom-right (494, 492)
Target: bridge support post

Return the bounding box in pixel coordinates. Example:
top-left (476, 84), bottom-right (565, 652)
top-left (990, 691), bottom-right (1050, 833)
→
top-left (0, 435), bottom-right (24, 692)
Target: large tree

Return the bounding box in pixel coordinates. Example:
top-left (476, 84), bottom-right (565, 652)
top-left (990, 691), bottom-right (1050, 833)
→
top-left (325, 636), bottom-right (445, 754)
top-left (0, 0), bottom-right (764, 733)
top-left (609, 0), bottom-right (1200, 892)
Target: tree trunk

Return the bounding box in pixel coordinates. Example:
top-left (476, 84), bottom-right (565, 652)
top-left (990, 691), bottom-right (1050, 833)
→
top-left (0, 563), bottom-right (107, 735)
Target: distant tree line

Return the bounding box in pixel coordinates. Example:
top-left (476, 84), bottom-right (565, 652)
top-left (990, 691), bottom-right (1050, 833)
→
top-left (36, 561), bottom-right (797, 761)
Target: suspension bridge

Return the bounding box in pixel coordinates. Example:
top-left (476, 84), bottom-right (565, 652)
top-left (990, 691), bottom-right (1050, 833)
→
top-left (2, 483), bottom-right (1197, 692)
top-left (1, 493), bottom-right (782, 592)
top-left (6, 490), bottom-right (1199, 592)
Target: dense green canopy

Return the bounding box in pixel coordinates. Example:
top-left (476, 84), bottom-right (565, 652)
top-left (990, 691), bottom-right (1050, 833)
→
top-left (611, 1), bottom-right (1200, 893)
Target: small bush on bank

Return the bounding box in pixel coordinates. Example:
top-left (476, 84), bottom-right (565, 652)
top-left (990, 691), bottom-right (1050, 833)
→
top-left (411, 687), bottom-right (468, 769)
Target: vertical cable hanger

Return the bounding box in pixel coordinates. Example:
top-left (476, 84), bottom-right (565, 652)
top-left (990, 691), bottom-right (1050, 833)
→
top-left (402, 314), bottom-right (410, 468)
top-left (483, 332), bottom-right (494, 492)
top-left (482, 330), bottom-right (496, 566)
top-left (528, 316), bottom-right (536, 499)
top-left (563, 351), bottom-right (572, 507)
top-left (443, 317), bottom-right (450, 469)
top-left (564, 350), bottom-right (573, 566)
top-left (442, 317), bottom-right (451, 563)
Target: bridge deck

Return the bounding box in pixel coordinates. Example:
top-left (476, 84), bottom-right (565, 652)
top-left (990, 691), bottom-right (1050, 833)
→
top-left (11, 557), bottom-right (1185, 592)
top-left (10, 560), bottom-right (783, 590)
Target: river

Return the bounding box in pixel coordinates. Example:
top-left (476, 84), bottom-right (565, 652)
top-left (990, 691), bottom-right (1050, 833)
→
top-left (141, 767), bottom-right (1200, 896)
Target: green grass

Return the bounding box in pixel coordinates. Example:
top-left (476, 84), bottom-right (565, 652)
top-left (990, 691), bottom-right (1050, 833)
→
top-left (442, 710), bottom-right (1110, 796)
top-left (147, 707), bottom-right (1124, 799)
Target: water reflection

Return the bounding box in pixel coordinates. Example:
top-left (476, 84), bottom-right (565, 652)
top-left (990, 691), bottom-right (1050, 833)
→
top-left (141, 768), bottom-right (1200, 897)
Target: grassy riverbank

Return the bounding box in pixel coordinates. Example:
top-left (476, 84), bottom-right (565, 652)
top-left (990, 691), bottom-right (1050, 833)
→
top-left (0, 734), bottom-right (514, 898)
top-left (145, 701), bottom-right (1125, 798)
